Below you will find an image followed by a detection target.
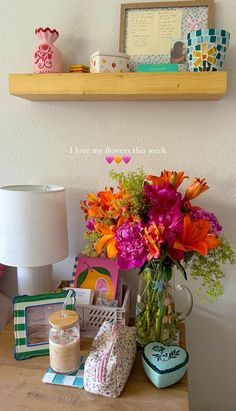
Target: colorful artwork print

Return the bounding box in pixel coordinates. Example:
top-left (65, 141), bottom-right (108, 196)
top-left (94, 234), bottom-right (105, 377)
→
top-left (72, 255), bottom-right (119, 300)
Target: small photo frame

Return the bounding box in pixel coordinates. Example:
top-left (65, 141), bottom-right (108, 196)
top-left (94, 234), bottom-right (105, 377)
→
top-left (13, 291), bottom-right (75, 360)
top-left (72, 255), bottom-right (119, 300)
top-left (119, 1), bottom-right (214, 71)
top-left (170, 39), bottom-right (187, 63)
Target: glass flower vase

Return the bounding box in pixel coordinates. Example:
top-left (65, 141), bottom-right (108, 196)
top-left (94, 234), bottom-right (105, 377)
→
top-left (136, 259), bottom-right (193, 347)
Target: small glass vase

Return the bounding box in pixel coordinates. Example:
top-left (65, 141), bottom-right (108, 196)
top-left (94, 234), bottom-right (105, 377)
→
top-left (136, 259), bottom-right (193, 346)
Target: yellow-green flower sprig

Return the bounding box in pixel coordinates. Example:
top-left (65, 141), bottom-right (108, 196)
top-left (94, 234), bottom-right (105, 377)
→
top-left (110, 168), bottom-right (147, 217)
top-left (185, 236), bottom-right (235, 302)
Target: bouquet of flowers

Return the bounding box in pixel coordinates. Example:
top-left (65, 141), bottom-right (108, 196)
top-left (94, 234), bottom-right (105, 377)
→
top-left (81, 169), bottom-right (235, 344)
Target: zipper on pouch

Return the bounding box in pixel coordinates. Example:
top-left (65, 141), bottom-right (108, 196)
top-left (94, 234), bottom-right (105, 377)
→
top-left (97, 322), bottom-right (122, 383)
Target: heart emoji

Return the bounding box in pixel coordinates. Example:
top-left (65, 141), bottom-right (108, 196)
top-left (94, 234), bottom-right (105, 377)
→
top-left (114, 156), bottom-right (122, 164)
top-left (112, 62), bottom-right (116, 69)
top-left (105, 156), bottom-right (114, 164)
top-left (123, 155), bottom-right (131, 164)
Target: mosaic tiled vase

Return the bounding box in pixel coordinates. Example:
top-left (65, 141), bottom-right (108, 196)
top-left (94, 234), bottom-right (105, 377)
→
top-left (33, 27), bottom-right (62, 73)
top-left (186, 28), bottom-right (230, 71)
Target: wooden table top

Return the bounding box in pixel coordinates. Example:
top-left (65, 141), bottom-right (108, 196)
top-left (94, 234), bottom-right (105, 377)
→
top-left (0, 321), bottom-right (189, 411)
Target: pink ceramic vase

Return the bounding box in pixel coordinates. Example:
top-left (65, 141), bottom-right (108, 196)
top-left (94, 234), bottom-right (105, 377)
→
top-left (33, 27), bottom-right (62, 73)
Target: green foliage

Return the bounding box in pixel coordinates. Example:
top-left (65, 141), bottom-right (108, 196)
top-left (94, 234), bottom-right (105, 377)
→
top-left (83, 243), bottom-right (97, 257)
top-left (168, 255), bottom-right (187, 280)
top-left (142, 267), bottom-right (154, 283)
top-left (110, 167), bottom-right (146, 191)
top-left (185, 236), bottom-right (235, 302)
top-left (83, 231), bottom-right (101, 256)
top-left (110, 168), bottom-right (147, 217)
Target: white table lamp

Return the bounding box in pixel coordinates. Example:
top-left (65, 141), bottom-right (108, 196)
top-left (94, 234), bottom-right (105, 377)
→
top-left (0, 185), bottom-right (69, 295)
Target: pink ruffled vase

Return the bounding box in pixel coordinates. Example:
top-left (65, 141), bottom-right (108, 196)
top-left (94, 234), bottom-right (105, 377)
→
top-left (33, 27), bottom-right (62, 73)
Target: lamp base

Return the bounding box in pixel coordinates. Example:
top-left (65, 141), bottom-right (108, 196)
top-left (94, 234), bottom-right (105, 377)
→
top-left (17, 266), bottom-right (52, 295)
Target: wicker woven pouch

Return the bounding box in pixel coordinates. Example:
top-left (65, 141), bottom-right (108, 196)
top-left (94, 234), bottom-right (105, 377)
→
top-left (84, 321), bottom-right (136, 397)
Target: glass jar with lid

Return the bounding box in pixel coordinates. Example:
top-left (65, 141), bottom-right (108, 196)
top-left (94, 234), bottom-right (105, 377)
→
top-left (49, 310), bottom-right (80, 374)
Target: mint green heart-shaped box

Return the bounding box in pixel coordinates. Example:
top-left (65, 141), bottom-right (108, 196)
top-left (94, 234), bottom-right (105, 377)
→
top-left (142, 342), bottom-right (189, 389)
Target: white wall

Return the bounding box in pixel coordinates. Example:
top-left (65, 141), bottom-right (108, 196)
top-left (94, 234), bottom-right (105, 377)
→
top-left (1, 0), bottom-right (236, 409)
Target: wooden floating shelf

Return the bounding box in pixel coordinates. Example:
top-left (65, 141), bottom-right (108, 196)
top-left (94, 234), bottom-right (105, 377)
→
top-left (9, 72), bottom-right (227, 101)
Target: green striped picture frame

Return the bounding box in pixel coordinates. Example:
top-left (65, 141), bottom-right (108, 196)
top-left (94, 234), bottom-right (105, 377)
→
top-left (13, 291), bottom-right (75, 360)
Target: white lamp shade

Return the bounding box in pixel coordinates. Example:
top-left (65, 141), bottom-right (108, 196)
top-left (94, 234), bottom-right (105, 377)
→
top-left (0, 185), bottom-right (69, 267)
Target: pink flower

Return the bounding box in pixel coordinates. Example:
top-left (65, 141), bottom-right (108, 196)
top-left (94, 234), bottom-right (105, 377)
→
top-left (86, 218), bottom-right (95, 231)
top-left (144, 182), bottom-right (183, 247)
top-left (115, 221), bottom-right (148, 269)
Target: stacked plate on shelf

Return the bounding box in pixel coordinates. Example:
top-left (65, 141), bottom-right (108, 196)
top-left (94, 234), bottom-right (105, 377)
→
top-left (186, 28), bottom-right (230, 72)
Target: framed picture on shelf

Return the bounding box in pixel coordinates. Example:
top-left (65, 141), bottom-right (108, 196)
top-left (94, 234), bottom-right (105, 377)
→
top-left (72, 254), bottom-right (119, 300)
top-left (13, 291), bottom-right (75, 360)
top-left (119, 0), bottom-right (214, 71)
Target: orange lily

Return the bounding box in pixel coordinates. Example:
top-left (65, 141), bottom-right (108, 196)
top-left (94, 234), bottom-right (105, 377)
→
top-left (94, 223), bottom-right (118, 258)
top-left (184, 178), bottom-right (209, 201)
top-left (173, 215), bottom-right (220, 255)
top-left (147, 170), bottom-right (188, 188)
top-left (98, 188), bottom-right (125, 220)
top-left (87, 190), bottom-right (114, 219)
top-left (94, 217), bottom-right (125, 258)
top-left (81, 187), bottom-right (124, 221)
top-left (144, 223), bottom-right (164, 260)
